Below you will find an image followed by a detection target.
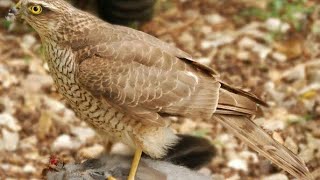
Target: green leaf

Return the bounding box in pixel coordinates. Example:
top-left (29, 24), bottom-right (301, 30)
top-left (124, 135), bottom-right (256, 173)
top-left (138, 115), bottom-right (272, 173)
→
top-left (2, 19), bottom-right (12, 29)
top-left (240, 7), bottom-right (270, 20)
top-left (269, 0), bottom-right (287, 16)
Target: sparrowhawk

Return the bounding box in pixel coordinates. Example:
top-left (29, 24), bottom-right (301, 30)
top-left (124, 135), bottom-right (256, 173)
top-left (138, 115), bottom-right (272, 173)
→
top-left (8, 0), bottom-right (312, 179)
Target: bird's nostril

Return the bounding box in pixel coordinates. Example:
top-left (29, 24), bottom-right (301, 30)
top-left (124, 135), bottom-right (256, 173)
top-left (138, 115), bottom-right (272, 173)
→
top-left (6, 7), bottom-right (19, 22)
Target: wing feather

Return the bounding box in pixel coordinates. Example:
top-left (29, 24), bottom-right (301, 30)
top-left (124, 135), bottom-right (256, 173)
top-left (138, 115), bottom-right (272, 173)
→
top-left (74, 23), bottom-right (311, 179)
top-left (77, 41), bottom-right (220, 125)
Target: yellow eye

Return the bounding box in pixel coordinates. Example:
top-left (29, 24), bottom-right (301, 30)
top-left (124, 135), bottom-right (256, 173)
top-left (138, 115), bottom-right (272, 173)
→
top-left (29, 5), bottom-right (42, 15)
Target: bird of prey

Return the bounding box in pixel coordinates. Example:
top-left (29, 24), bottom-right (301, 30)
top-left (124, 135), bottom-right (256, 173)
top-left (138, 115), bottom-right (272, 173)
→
top-left (8, 0), bottom-right (312, 179)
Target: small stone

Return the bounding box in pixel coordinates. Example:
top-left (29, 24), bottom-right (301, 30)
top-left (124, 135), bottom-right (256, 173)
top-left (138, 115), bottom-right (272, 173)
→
top-left (205, 14), bottom-right (225, 25)
top-left (79, 144), bottom-right (104, 159)
top-left (43, 97), bottom-right (67, 113)
top-left (299, 133), bottom-right (320, 163)
top-left (0, 65), bottom-right (18, 88)
top-left (184, 9), bottom-right (198, 18)
top-left (0, 113), bottom-right (21, 132)
top-left (198, 167), bottom-right (211, 176)
top-left (268, 70), bottom-right (282, 82)
top-left (281, 23), bottom-right (290, 33)
top-left (201, 34), bottom-right (235, 49)
top-left (179, 32), bottom-right (194, 44)
top-left (179, 118), bottom-right (197, 133)
top-left (23, 74), bottom-right (53, 93)
top-left (236, 51), bottom-right (250, 61)
top-left (52, 134), bottom-right (81, 151)
top-left (178, 32), bottom-right (195, 51)
top-left (264, 82), bottom-right (285, 103)
top-left (271, 52), bottom-right (287, 62)
top-left (71, 127), bottom-right (96, 143)
top-left (227, 158), bottom-right (248, 172)
top-left (227, 174), bottom-right (241, 180)
top-left (0, 163), bottom-right (23, 174)
top-left (196, 57), bottom-right (211, 66)
top-left (43, 97), bottom-right (76, 122)
top-left (0, 129), bottom-right (20, 151)
top-left (306, 133), bottom-right (320, 153)
top-left (263, 173), bottom-right (288, 180)
top-left (240, 151), bottom-right (259, 163)
top-left (20, 135), bottom-right (38, 150)
top-left (215, 133), bottom-right (238, 149)
top-left (238, 37), bottom-right (271, 59)
top-left (23, 164), bottom-right (36, 174)
top-left (21, 35), bottom-right (37, 50)
top-left (211, 174), bottom-right (225, 180)
top-left (201, 26), bottom-right (212, 35)
top-left (239, 23), bottom-right (266, 39)
top-left (0, 97), bottom-right (15, 114)
top-left (24, 151), bottom-right (41, 161)
top-left (299, 148), bottom-right (314, 163)
top-left (238, 37), bottom-right (256, 49)
top-left (262, 119), bottom-right (286, 131)
top-left (282, 65), bottom-right (305, 82)
top-left (265, 18), bottom-right (290, 33)
top-left (265, 18), bottom-right (282, 31)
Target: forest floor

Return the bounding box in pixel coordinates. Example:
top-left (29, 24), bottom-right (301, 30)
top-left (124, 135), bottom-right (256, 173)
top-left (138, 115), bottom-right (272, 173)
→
top-left (0, 0), bottom-right (320, 179)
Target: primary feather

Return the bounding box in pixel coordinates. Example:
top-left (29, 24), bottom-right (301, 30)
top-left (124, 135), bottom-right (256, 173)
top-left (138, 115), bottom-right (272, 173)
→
top-left (214, 115), bottom-right (312, 179)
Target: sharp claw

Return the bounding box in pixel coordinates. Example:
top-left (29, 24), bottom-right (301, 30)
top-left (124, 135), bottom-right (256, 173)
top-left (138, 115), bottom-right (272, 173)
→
top-left (107, 176), bottom-right (117, 180)
top-left (15, 1), bottom-right (22, 9)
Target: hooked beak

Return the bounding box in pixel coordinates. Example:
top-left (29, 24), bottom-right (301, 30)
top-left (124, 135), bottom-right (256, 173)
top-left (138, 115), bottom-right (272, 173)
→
top-left (6, 1), bottom-right (22, 22)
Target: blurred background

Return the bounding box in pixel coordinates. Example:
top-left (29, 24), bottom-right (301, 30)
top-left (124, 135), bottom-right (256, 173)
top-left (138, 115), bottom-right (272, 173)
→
top-left (0, 0), bottom-right (320, 179)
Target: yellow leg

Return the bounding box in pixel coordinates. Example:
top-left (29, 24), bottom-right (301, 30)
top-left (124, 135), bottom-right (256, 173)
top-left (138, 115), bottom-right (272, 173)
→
top-left (107, 176), bottom-right (117, 180)
top-left (127, 148), bottom-right (143, 180)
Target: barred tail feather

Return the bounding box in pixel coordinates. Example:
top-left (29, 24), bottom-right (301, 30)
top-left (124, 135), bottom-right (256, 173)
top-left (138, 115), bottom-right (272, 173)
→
top-left (213, 115), bottom-right (313, 180)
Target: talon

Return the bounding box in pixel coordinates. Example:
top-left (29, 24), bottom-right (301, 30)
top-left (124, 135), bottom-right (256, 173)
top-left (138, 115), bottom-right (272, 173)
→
top-left (107, 176), bottom-right (117, 180)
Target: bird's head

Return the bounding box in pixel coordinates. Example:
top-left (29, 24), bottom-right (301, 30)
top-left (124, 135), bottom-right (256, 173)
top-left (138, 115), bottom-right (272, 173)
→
top-left (7, 0), bottom-right (76, 38)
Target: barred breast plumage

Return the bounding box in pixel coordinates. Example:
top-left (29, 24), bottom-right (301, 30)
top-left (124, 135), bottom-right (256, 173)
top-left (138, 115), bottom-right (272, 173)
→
top-left (45, 42), bottom-right (125, 136)
top-left (43, 41), bottom-right (177, 158)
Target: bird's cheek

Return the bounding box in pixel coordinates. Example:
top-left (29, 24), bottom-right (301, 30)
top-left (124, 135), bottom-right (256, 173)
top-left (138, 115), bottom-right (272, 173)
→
top-left (24, 17), bottom-right (34, 27)
top-left (24, 19), bottom-right (42, 32)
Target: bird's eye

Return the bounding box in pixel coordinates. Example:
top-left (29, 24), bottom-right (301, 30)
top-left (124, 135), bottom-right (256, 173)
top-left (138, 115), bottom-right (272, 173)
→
top-left (28, 5), bottom-right (42, 15)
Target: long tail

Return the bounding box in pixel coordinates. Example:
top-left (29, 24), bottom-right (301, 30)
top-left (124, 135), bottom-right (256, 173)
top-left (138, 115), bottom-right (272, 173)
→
top-left (212, 114), bottom-right (313, 180)
top-left (213, 82), bottom-right (313, 179)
